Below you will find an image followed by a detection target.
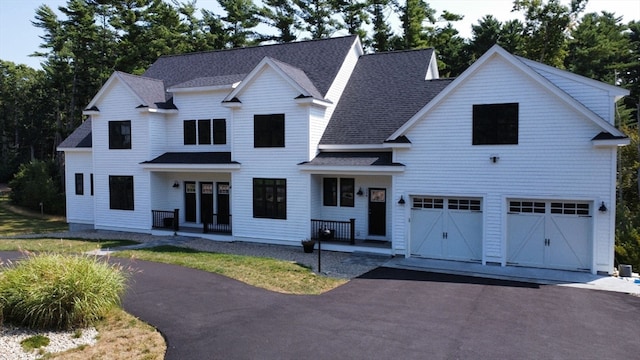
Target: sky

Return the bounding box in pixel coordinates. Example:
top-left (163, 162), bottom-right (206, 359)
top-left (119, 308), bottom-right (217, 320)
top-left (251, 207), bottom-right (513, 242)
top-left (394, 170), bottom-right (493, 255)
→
top-left (0, 0), bottom-right (638, 70)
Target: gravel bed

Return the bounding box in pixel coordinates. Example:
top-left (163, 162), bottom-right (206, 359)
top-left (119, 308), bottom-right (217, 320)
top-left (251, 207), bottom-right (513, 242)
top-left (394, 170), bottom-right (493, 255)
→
top-left (0, 325), bottom-right (97, 360)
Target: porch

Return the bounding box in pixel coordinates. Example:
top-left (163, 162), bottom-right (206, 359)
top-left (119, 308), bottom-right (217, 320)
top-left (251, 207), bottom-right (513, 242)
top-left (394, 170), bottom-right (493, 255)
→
top-left (311, 218), bottom-right (391, 254)
top-left (152, 209), bottom-right (232, 235)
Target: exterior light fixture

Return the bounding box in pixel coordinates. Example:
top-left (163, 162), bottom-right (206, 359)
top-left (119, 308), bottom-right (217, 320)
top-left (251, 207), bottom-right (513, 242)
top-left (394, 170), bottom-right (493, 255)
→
top-left (172, 181), bottom-right (180, 188)
top-left (398, 195), bottom-right (405, 205)
top-left (599, 201), bottom-right (607, 212)
top-left (357, 187), bottom-right (363, 196)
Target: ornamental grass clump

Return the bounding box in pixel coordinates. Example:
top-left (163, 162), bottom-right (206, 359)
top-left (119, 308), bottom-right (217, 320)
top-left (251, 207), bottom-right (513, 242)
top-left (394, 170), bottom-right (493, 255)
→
top-left (0, 253), bottom-right (128, 330)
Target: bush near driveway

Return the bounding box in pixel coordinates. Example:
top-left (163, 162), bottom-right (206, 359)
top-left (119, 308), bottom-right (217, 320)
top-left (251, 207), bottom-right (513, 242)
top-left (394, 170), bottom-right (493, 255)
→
top-left (0, 253), bottom-right (128, 330)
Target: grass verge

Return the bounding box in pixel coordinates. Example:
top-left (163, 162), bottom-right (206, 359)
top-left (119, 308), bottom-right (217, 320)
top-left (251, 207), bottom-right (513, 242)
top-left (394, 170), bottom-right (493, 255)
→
top-left (115, 246), bottom-right (348, 295)
top-left (0, 196), bottom-right (67, 236)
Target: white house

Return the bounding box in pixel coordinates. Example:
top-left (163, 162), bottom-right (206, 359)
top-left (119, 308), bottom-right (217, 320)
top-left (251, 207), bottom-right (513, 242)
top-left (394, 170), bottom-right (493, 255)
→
top-left (58, 36), bottom-right (629, 275)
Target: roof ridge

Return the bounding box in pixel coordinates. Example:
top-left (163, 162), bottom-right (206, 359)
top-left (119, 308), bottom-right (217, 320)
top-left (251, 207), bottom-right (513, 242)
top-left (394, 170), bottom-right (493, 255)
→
top-left (155, 35), bottom-right (358, 60)
top-left (362, 48), bottom-right (435, 57)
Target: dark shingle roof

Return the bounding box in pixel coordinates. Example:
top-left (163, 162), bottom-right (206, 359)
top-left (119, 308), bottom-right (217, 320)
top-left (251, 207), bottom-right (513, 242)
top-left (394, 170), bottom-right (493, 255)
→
top-left (58, 119), bottom-right (92, 149)
top-left (143, 35), bottom-right (358, 97)
top-left (269, 58), bottom-right (323, 99)
top-left (141, 152), bottom-right (238, 164)
top-left (116, 72), bottom-right (168, 107)
top-left (170, 74), bottom-right (247, 89)
top-left (320, 50), bottom-right (453, 145)
top-left (592, 132), bottom-right (628, 141)
top-left (300, 152), bottom-right (402, 167)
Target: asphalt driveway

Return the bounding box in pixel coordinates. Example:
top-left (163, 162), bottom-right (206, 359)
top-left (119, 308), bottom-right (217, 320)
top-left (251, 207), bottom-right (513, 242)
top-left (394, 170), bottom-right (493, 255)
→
top-left (119, 258), bottom-right (640, 360)
top-left (2, 252), bottom-right (639, 359)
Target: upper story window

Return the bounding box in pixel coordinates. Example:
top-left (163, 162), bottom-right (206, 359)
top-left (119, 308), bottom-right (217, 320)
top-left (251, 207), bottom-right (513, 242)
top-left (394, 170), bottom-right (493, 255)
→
top-left (109, 121), bottom-right (131, 149)
top-left (472, 103), bottom-right (518, 145)
top-left (254, 114), bottom-right (284, 148)
top-left (184, 119), bottom-right (226, 145)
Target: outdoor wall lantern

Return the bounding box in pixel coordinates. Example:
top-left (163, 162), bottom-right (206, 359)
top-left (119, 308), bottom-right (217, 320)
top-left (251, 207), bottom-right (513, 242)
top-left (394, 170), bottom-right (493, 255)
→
top-left (490, 154), bottom-right (500, 163)
top-left (398, 195), bottom-right (406, 205)
top-left (599, 201), bottom-right (607, 213)
top-left (172, 181), bottom-right (180, 188)
top-left (356, 187), bottom-right (364, 196)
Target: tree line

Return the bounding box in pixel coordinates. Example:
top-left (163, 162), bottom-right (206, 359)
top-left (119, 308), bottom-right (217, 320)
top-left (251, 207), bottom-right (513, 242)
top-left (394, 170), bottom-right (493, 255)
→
top-left (1, 0), bottom-right (639, 268)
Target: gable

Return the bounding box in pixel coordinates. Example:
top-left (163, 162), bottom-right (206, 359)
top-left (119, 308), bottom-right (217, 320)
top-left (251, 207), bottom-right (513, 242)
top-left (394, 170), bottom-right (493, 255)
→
top-left (391, 45), bottom-right (627, 141)
top-left (85, 72), bottom-right (167, 112)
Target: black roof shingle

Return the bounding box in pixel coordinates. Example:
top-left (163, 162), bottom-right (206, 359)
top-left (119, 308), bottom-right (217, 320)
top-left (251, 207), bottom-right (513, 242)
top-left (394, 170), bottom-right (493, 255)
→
top-left (141, 152), bottom-right (238, 165)
top-left (143, 35), bottom-right (358, 97)
top-left (58, 119), bottom-right (92, 149)
top-left (320, 49), bottom-right (453, 145)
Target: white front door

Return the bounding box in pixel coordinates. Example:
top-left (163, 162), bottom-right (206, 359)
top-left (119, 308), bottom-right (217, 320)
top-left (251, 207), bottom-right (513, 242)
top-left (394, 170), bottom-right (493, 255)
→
top-left (507, 200), bottom-right (592, 271)
top-left (410, 197), bottom-right (483, 261)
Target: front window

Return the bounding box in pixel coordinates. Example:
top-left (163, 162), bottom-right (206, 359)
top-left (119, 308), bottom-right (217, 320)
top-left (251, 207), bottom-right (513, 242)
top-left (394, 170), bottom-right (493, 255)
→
top-left (109, 176), bottom-right (134, 210)
top-left (109, 121), bottom-right (131, 149)
top-left (323, 178), bottom-right (354, 207)
top-left (184, 120), bottom-right (196, 145)
top-left (472, 103), bottom-right (518, 145)
top-left (253, 178), bottom-right (286, 219)
top-left (198, 119), bottom-right (211, 145)
top-left (254, 114), bottom-right (285, 148)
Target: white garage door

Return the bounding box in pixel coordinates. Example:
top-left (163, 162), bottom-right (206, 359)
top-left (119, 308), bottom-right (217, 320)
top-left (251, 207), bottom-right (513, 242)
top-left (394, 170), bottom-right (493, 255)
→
top-left (507, 200), bottom-right (592, 271)
top-left (410, 197), bottom-right (482, 261)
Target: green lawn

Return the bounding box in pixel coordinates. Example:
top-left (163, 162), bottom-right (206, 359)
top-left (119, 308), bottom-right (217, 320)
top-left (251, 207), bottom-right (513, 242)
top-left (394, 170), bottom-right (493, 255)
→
top-left (0, 196), bottom-right (68, 236)
top-left (0, 195), bottom-right (347, 294)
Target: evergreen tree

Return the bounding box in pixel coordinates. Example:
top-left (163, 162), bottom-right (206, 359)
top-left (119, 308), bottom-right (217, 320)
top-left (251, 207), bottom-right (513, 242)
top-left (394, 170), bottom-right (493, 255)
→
top-left (261, 0), bottom-right (299, 42)
top-left (295, 0), bottom-right (341, 39)
top-left (369, 0), bottom-right (395, 52)
top-left (218, 0), bottom-right (263, 47)
top-left (399, 0), bottom-right (435, 49)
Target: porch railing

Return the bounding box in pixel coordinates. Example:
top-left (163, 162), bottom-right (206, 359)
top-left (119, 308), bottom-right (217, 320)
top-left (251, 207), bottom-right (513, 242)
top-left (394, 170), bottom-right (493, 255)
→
top-left (152, 209), bottom-right (179, 231)
top-left (203, 214), bottom-right (232, 234)
top-left (311, 218), bottom-right (355, 245)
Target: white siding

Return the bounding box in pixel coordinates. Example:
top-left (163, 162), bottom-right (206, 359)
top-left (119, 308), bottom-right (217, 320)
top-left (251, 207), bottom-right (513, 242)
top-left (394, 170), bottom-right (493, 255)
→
top-left (529, 67), bottom-right (612, 123)
top-left (163, 91), bottom-right (233, 154)
top-left (230, 66), bottom-right (312, 244)
top-left (64, 151), bottom-right (94, 225)
top-left (395, 55), bottom-right (616, 273)
top-left (91, 81), bottom-right (152, 231)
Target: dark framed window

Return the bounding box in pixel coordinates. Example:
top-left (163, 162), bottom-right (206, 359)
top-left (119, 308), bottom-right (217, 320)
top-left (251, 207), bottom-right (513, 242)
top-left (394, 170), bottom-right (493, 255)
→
top-left (323, 178), bottom-right (354, 207)
top-left (253, 178), bottom-right (286, 219)
top-left (472, 103), bottom-right (518, 145)
top-left (90, 173), bottom-right (94, 196)
top-left (109, 121), bottom-right (131, 149)
top-left (213, 119), bottom-right (226, 145)
top-left (323, 178), bottom-right (337, 206)
top-left (75, 173), bottom-right (84, 195)
top-left (198, 119), bottom-right (211, 145)
top-left (184, 120), bottom-right (196, 145)
top-left (340, 178), bottom-right (354, 207)
top-left (109, 176), bottom-right (134, 210)
top-left (254, 114), bottom-right (285, 148)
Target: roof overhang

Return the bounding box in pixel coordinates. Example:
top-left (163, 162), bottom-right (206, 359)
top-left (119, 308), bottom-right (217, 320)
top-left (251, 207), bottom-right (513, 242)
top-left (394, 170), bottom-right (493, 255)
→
top-left (295, 96), bottom-right (332, 107)
top-left (56, 147), bottom-right (92, 153)
top-left (318, 144), bottom-right (387, 151)
top-left (591, 132), bottom-right (630, 147)
top-left (141, 163), bottom-right (241, 172)
top-left (168, 83), bottom-right (240, 93)
top-left (299, 165), bottom-right (404, 175)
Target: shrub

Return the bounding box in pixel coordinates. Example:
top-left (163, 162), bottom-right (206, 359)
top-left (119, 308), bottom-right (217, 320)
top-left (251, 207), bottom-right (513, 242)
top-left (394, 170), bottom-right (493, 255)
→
top-left (0, 253), bottom-right (128, 330)
top-left (8, 159), bottom-right (65, 215)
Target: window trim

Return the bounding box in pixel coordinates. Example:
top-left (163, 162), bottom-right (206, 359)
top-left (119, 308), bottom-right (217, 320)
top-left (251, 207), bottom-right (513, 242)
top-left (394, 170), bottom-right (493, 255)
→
top-left (75, 173), bottom-right (84, 195)
top-left (254, 114), bottom-right (285, 148)
top-left (253, 178), bottom-right (286, 219)
top-left (108, 120), bottom-right (132, 149)
top-left (109, 175), bottom-right (134, 211)
top-left (472, 103), bottom-right (519, 145)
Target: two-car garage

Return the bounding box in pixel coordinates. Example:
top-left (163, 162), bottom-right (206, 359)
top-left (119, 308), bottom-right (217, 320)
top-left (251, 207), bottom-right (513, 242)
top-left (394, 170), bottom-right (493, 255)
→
top-left (409, 196), bottom-right (593, 272)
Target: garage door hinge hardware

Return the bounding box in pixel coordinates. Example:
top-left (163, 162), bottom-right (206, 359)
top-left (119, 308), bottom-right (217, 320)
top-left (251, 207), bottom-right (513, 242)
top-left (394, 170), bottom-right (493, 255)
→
top-left (442, 232), bottom-right (448, 239)
top-left (544, 238), bottom-right (551, 246)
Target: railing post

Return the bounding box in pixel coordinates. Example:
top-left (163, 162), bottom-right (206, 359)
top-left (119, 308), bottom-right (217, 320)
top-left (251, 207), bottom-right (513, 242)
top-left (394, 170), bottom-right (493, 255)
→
top-left (349, 218), bottom-right (355, 245)
top-left (173, 209), bottom-right (179, 232)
